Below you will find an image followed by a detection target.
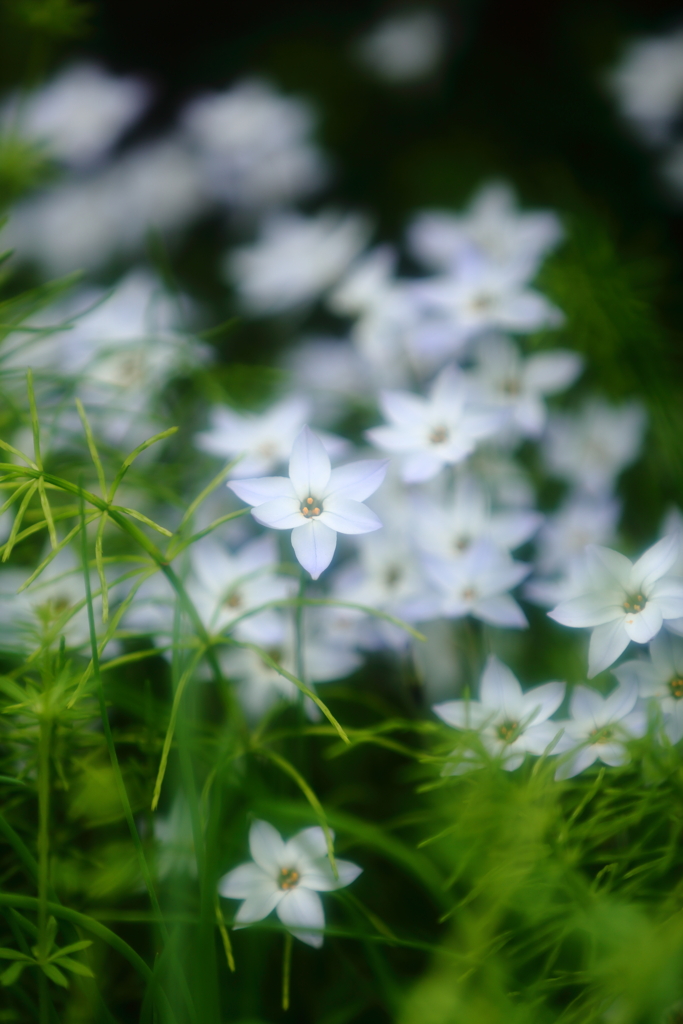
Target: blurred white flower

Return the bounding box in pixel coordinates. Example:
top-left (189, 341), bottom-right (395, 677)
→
top-left (554, 680), bottom-right (646, 780)
top-left (195, 395), bottom-right (347, 478)
top-left (186, 534), bottom-right (295, 645)
top-left (433, 654), bottom-right (567, 772)
top-left (543, 398), bottom-right (646, 496)
top-left (1, 62), bottom-right (150, 168)
top-left (413, 474), bottom-right (541, 563)
top-left (608, 30), bottom-right (683, 145)
top-left (354, 9), bottom-right (447, 83)
top-left (421, 539), bottom-right (530, 628)
top-left (410, 251), bottom-right (564, 349)
top-left (534, 494), bottom-right (621, 576)
top-left (218, 819), bottom-right (361, 948)
top-left (282, 338), bottom-right (375, 422)
top-left (366, 364), bottom-right (506, 483)
top-left (221, 606), bottom-right (364, 721)
top-left (226, 211), bottom-right (370, 314)
top-left (470, 334), bottom-right (583, 439)
top-left (228, 426), bottom-right (387, 579)
top-left (408, 182), bottom-right (563, 280)
top-left (6, 137), bottom-right (206, 274)
top-left (548, 536), bottom-right (683, 678)
top-left (155, 797), bottom-right (197, 879)
top-left (181, 78), bottom-right (327, 209)
top-left (615, 632), bottom-right (683, 743)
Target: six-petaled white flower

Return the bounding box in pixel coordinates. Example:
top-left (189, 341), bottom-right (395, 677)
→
top-left (553, 680), bottom-right (646, 780)
top-left (614, 632), bottom-right (683, 743)
top-left (228, 426), bottom-right (388, 580)
top-left (548, 536), bottom-right (683, 678)
top-left (433, 655), bottom-right (567, 772)
top-left (218, 819), bottom-right (362, 947)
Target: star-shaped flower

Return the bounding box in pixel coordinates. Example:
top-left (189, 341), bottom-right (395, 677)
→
top-left (433, 655), bottom-right (567, 772)
top-left (365, 365), bottom-right (505, 483)
top-left (614, 632), bottom-right (683, 743)
top-left (228, 426), bottom-right (387, 579)
top-left (548, 536), bottom-right (683, 677)
top-left (218, 819), bottom-right (361, 948)
top-left (553, 680), bottom-right (646, 780)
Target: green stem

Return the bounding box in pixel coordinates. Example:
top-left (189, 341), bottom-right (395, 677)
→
top-left (37, 706), bottom-right (51, 1024)
top-left (282, 933), bottom-right (293, 1012)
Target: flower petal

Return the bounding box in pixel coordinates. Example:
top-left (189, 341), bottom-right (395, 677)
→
top-left (587, 545), bottom-right (633, 590)
top-left (601, 680), bottom-right (638, 723)
top-left (555, 746), bottom-right (599, 780)
top-left (521, 681), bottom-right (565, 724)
top-left (291, 521), bottom-right (337, 580)
top-left (519, 720), bottom-right (569, 755)
top-left (300, 858), bottom-right (362, 892)
top-left (432, 700), bottom-right (492, 730)
top-left (289, 426), bottom-right (331, 501)
top-left (597, 742), bottom-right (630, 768)
top-left (276, 887), bottom-right (325, 948)
top-left (548, 591), bottom-right (623, 628)
top-left (326, 459), bottom-right (389, 502)
top-left (623, 602), bottom-right (662, 644)
top-left (251, 497), bottom-right (302, 530)
top-left (523, 350), bottom-right (583, 394)
top-left (631, 534), bottom-right (679, 591)
top-left (474, 593), bottom-right (528, 628)
top-left (234, 884), bottom-right (284, 925)
top-left (228, 476), bottom-right (294, 506)
top-left (321, 496), bottom-right (382, 535)
top-left (649, 577), bottom-right (683, 618)
top-left (249, 819), bottom-right (285, 874)
top-left (570, 685), bottom-right (606, 726)
top-left (218, 862), bottom-right (270, 899)
top-left (588, 619), bottom-right (631, 678)
top-left (480, 655), bottom-right (524, 717)
top-left (286, 826), bottom-right (329, 863)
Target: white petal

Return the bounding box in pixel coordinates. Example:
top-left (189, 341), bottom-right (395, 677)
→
top-left (289, 426), bottom-right (331, 501)
top-left (523, 351), bottom-right (583, 394)
top-left (519, 720), bottom-right (568, 755)
top-left (326, 459), bottom-right (389, 502)
top-left (474, 593), bottom-right (528, 628)
top-left (432, 700), bottom-right (492, 730)
top-left (378, 389), bottom-right (427, 426)
top-left (597, 742), bottom-right (630, 768)
top-left (631, 534), bottom-right (679, 591)
top-left (521, 681), bottom-right (565, 724)
top-left (587, 545), bottom-right (633, 590)
top-left (601, 680), bottom-right (638, 722)
top-left (480, 655), bottom-right (523, 716)
top-left (401, 452), bottom-right (445, 483)
top-left (276, 887), bottom-right (325, 948)
top-left (300, 858), bottom-right (362, 892)
top-left (548, 592), bottom-right (622, 628)
top-left (320, 496), bottom-right (382, 535)
top-left (234, 884), bottom-right (283, 924)
top-left (249, 819), bottom-right (285, 873)
top-left (649, 577), bottom-right (683, 618)
top-left (501, 753), bottom-right (525, 772)
top-left (285, 826), bottom-right (330, 863)
top-left (588, 620), bottom-right (631, 678)
top-left (291, 521), bottom-right (337, 580)
top-left (252, 497), bottom-right (302, 530)
top-left (228, 476), bottom-right (294, 506)
top-left (623, 602), bottom-right (662, 644)
top-left (555, 746), bottom-right (599, 780)
top-left (570, 685), bottom-right (606, 725)
top-left (218, 862), bottom-right (270, 899)
top-left (613, 659), bottom-right (658, 697)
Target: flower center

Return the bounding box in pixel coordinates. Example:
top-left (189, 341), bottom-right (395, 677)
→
top-left (497, 720), bottom-right (519, 743)
top-left (385, 565), bottom-right (402, 588)
top-left (502, 377), bottom-right (520, 396)
top-left (669, 677), bottom-right (683, 700)
top-left (224, 590), bottom-right (242, 608)
top-left (278, 867), bottom-right (300, 890)
top-left (301, 496), bottom-right (322, 517)
top-left (453, 534), bottom-right (471, 552)
top-left (589, 726), bottom-right (614, 745)
top-left (622, 593), bottom-right (645, 614)
top-left (461, 586), bottom-right (477, 601)
top-left (429, 426), bottom-right (449, 445)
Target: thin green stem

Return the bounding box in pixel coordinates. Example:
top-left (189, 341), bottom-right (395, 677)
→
top-left (37, 702), bottom-right (51, 1024)
top-left (282, 933), bottom-right (293, 1012)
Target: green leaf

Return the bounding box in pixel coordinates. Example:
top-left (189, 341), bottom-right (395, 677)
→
top-left (53, 955), bottom-right (94, 978)
top-left (0, 960), bottom-right (27, 985)
top-left (47, 939), bottom-right (92, 958)
top-left (41, 962), bottom-right (68, 987)
top-left (0, 948), bottom-right (32, 960)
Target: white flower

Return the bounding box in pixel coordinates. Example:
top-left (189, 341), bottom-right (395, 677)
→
top-left (614, 633), bottom-right (683, 743)
top-left (196, 395), bottom-right (347, 478)
top-left (1, 62), bottom-right (150, 168)
top-left (228, 426), bottom-right (387, 580)
top-left (433, 655), bottom-right (566, 772)
top-left (534, 494), bottom-right (621, 576)
top-left (542, 398), bottom-right (646, 496)
top-left (412, 474), bottom-right (542, 561)
top-left (181, 78), bottom-right (327, 209)
top-left (608, 30), bottom-right (683, 144)
top-left (6, 138), bottom-right (205, 274)
top-left (421, 539), bottom-right (530, 628)
top-left (409, 251), bottom-right (564, 349)
top-left (470, 334), bottom-right (583, 438)
top-left (218, 819), bottom-right (362, 947)
top-left (354, 10), bottom-right (447, 83)
top-left (554, 680), bottom-right (646, 780)
top-left (548, 536), bottom-right (683, 678)
top-left (365, 365), bottom-right (506, 483)
top-left (408, 182), bottom-right (563, 280)
top-left (186, 534), bottom-right (295, 645)
top-left (226, 211), bottom-right (370, 314)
